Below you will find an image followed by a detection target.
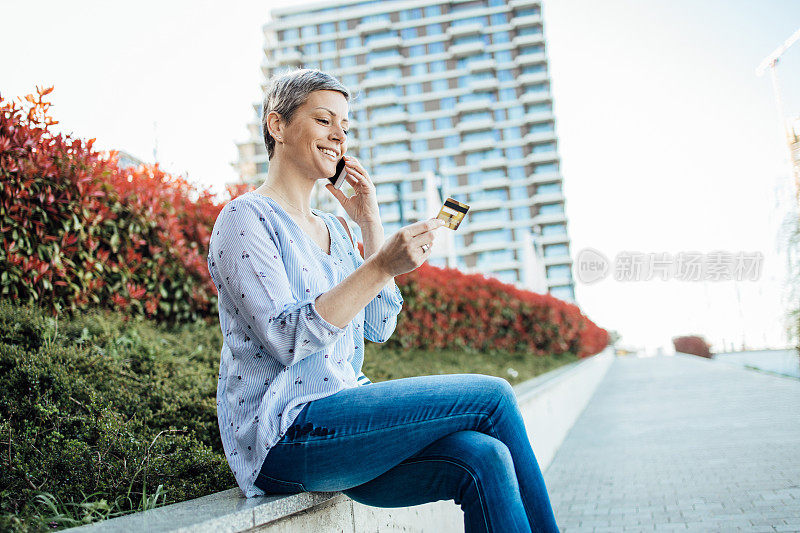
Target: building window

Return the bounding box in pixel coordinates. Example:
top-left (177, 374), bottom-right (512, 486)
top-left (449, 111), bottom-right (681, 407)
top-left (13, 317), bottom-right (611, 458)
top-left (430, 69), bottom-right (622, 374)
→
top-left (510, 186), bottom-right (529, 201)
top-left (427, 23), bottom-right (443, 35)
top-left (534, 162), bottom-right (558, 174)
top-left (499, 88), bottom-right (516, 101)
top-left (301, 25), bottom-right (317, 38)
top-left (541, 223), bottom-right (566, 236)
top-left (320, 22), bottom-right (336, 35)
top-left (416, 119), bottom-right (433, 133)
top-left (529, 122), bottom-right (554, 134)
top-left (516, 7), bottom-right (541, 18)
top-left (549, 285), bottom-right (575, 301)
top-left (546, 264), bottom-right (572, 280)
top-left (522, 63), bottom-right (547, 75)
top-left (401, 27), bottom-right (418, 40)
top-left (519, 44), bottom-right (545, 55)
top-left (429, 41), bottom-right (446, 54)
top-left (473, 228), bottom-right (512, 244)
top-left (283, 28), bottom-right (299, 41)
top-left (424, 5), bottom-right (441, 17)
top-left (505, 146), bottom-right (523, 160)
top-left (401, 8), bottom-right (422, 21)
top-left (497, 69), bottom-right (513, 82)
top-left (532, 142), bottom-right (557, 153)
top-left (539, 203), bottom-right (564, 215)
top-left (491, 13), bottom-right (508, 26)
top-left (430, 60), bottom-right (447, 72)
top-left (503, 126), bottom-right (521, 140)
top-left (517, 26), bottom-right (543, 37)
top-left (537, 182), bottom-right (562, 195)
top-left (494, 50), bottom-right (513, 63)
top-left (431, 78), bottom-right (450, 91)
top-left (411, 62), bottom-right (427, 76)
top-left (441, 96), bottom-right (456, 109)
top-left (544, 244), bottom-right (569, 257)
top-left (437, 117), bottom-right (454, 129)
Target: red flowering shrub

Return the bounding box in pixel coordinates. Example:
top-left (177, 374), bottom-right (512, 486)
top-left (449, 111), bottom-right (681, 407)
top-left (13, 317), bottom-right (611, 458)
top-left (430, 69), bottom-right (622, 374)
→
top-left (356, 243), bottom-right (608, 358)
top-left (672, 335), bottom-right (712, 358)
top-left (0, 87), bottom-right (231, 325)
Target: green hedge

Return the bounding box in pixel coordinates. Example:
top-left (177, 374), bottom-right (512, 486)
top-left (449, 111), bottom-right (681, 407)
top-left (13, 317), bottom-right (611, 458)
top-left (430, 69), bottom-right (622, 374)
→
top-left (0, 300), bottom-right (233, 531)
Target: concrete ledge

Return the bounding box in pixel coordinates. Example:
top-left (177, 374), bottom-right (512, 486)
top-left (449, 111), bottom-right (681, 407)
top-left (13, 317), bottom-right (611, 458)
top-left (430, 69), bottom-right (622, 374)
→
top-left (69, 348), bottom-right (614, 532)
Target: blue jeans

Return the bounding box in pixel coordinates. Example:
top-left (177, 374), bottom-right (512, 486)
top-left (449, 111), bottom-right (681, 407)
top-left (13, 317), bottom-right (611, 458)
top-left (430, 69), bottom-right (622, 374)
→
top-left (255, 373), bottom-right (560, 533)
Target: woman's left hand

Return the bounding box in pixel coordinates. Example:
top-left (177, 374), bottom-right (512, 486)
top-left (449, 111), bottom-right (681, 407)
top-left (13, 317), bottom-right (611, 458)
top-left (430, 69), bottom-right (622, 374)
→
top-left (325, 155), bottom-right (381, 226)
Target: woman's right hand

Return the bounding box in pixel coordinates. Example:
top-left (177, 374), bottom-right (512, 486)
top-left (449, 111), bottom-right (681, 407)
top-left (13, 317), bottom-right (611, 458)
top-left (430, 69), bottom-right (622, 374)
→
top-left (375, 218), bottom-right (446, 277)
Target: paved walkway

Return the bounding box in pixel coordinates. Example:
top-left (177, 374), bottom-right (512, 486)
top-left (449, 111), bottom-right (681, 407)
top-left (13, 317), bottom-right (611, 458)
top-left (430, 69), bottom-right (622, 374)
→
top-left (544, 354), bottom-right (800, 532)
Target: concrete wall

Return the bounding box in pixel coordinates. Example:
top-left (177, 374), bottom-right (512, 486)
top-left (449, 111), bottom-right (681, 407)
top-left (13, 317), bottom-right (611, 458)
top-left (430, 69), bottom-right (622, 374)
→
top-left (71, 348), bottom-right (614, 533)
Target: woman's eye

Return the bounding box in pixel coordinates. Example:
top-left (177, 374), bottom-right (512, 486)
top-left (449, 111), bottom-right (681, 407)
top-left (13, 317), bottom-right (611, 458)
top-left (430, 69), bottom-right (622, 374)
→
top-left (318, 119), bottom-right (348, 136)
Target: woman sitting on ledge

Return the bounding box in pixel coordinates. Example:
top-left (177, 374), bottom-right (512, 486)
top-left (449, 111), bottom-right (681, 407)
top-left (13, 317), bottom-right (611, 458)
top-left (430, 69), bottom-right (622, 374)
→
top-left (207, 68), bottom-right (560, 533)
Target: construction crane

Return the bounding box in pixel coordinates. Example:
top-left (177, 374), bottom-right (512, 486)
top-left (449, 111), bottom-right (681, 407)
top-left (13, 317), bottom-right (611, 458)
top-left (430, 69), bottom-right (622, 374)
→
top-left (757, 27), bottom-right (800, 206)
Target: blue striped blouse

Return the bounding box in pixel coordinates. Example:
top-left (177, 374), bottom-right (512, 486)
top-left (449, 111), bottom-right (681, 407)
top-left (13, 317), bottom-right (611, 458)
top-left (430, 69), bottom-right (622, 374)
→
top-left (207, 191), bottom-right (404, 497)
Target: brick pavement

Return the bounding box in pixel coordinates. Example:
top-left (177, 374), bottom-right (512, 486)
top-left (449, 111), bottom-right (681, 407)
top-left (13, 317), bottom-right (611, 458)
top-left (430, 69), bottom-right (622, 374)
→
top-left (543, 354), bottom-right (800, 532)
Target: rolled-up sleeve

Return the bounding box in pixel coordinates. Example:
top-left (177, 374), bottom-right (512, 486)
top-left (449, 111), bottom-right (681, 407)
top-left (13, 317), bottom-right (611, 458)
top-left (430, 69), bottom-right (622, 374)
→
top-left (211, 201), bottom-right (346, 366)
top-left (363, 279), bottom-right (404, 343)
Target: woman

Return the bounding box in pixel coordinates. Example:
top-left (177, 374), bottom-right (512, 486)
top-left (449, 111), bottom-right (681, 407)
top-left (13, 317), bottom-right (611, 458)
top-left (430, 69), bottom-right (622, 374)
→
top-left (207, 68), bottom-right (560, 533)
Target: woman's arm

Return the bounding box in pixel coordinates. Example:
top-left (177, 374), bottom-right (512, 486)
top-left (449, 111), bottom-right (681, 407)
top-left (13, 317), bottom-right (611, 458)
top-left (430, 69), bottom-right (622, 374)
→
top-left (314, 252), bottom-right (396, 330)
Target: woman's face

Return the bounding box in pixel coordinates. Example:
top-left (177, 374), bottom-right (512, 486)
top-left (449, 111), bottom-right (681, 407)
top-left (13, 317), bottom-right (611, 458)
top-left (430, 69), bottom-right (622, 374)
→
top-left (281, 90), bottom-right (350, 179)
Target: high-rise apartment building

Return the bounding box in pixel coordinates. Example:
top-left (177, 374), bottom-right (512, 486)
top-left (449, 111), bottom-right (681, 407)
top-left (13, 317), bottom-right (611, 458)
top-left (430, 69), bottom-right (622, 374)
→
top-left (234, 0), bottom-right (575, 302)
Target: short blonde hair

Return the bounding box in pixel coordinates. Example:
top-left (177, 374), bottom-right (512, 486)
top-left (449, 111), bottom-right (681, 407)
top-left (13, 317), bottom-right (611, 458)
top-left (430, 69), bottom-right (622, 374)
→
top-left (261, 68), bottom-right (351, 160)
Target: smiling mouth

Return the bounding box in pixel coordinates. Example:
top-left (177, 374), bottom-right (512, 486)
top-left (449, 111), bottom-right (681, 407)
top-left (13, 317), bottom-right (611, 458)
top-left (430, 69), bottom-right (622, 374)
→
top-left (318, 148), bottom-right (337, 161)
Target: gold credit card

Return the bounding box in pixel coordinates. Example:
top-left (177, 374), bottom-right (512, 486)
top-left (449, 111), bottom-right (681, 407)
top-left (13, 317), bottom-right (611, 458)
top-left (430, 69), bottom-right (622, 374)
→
top-left (436, 197), bottom-right (470, 230)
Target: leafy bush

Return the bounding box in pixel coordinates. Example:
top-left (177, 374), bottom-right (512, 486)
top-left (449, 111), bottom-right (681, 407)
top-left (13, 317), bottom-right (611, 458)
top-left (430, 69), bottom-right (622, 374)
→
top-left (0, 299), bottom-right (234, 531)
top-left (388, 260), bottom-right (608, 358)
top-left (0, 87), bottom-right (227, 326)
top-left (672, 335), bottom-right (712, 358)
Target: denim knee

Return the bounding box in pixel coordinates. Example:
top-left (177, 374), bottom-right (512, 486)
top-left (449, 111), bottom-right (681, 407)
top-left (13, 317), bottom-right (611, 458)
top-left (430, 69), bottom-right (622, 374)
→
top-left (477, 374), bottom-right (518, 409)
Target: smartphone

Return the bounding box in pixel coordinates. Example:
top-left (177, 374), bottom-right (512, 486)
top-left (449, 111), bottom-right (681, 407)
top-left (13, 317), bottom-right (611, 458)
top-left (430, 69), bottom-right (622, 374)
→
top-left (327, 157), bottom-right (348, 190)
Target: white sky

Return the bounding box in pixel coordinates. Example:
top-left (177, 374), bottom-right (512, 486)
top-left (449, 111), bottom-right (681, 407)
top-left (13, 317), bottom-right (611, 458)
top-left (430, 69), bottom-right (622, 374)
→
top-left (4, 0), bottom-right (800, 354)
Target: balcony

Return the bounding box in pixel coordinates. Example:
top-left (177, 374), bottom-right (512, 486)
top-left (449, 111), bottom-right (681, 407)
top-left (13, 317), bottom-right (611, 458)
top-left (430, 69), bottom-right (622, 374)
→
top-left (447, 22), bottom-right (483, 38)
top-left (518, 71), bottom-right (548, 85)
top-left (523, 109), bottom-right (554, 124)
top-left (374, 149), bottom-right (413, 165)
top-left (469, 58), bottom-right (497, 74)
top-left (370, 111), bottom-right (409, 125)
top-left (511, 14), bottom-right (543, 29)
top-left (369, 54), bottom-right (403, 68)
top-left (368, 35), bottom-right (402, 51)
top-left (509, 0), bottom-right (542, 7)
top-left (525, 151), bottom-right (558, 166)
top-left (523, 130), bottom-right (557, 145)
top-left (364, 93), bottom-right (400, 107)
top-left (515, 51), bottom-right (547, 67)
top-left (520, 91), bottom-right (551, 105)
top-left (273, 48), bottom-right (302, 65)
top-left (456, 118), bottom-right (495, 132)
top-left (357, 19), bottom-right (392, 35)
top-left (362, 76), bottom-right (400, 89)
top-left (456, 99), bottom-right (493, 113)
top-left (479, 156), bottom-right (508, 170)
top-left (543, 254), bottom-right (573, 267)
top-left (449, 41), bottom-right (484, 57)
top-left (531, 192), bottom-right (565, 206)
top-left (513, 32), bottom-right (544, 47)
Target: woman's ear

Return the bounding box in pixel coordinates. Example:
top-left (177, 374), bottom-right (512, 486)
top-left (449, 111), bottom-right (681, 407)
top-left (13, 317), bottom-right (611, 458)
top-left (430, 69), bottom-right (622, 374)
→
top-left (266, 111), bottom-right (283, 142)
